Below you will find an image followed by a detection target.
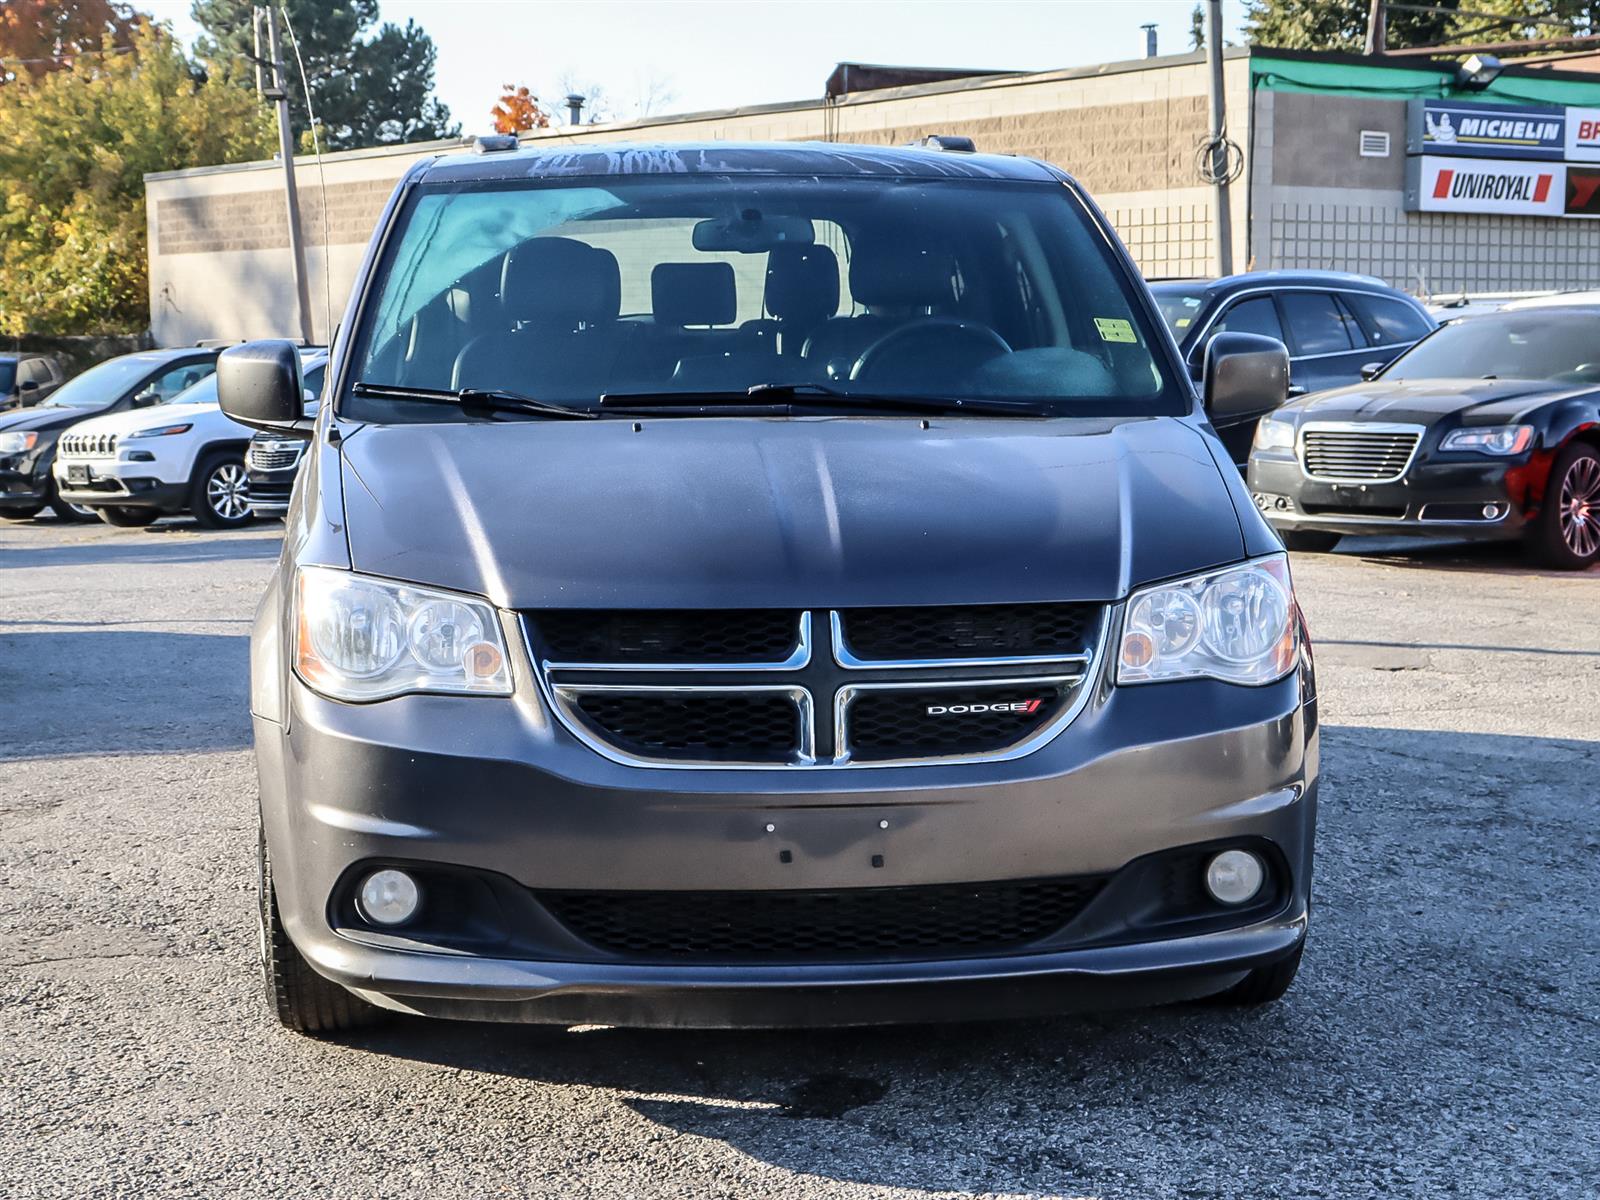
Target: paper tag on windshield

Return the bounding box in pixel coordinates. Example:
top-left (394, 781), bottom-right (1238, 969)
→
top-left (1094, 317), bottom-right (1137, 343)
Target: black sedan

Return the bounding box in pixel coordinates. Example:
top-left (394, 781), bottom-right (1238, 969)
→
top-left (1247, 307), bottom-right (1600, 569)
top-left (1150, 271), bottom-right (1436, 464)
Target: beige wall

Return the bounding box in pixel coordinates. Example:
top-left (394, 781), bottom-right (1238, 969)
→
top-left (144, 51), bottom-right (1253, 345)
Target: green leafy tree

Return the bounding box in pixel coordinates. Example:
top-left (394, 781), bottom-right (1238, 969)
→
top-left (0, 21), bottom-right (274, 334)
top-left (1191, 4), bottom-right (1206, 50)
top-left (190, 0), bottom-right (457, 150)
top-left (1244, 0), bottom-right (1460, 50)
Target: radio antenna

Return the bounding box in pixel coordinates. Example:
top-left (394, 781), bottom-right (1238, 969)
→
top-left (279, 6), bottom-right (335, 347)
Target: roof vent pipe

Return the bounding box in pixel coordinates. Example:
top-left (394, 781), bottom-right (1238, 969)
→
top-left (1142, 23), bottom-right (1158, 58)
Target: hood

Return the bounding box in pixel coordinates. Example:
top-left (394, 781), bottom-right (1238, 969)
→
top-left (338, 415), bottom-right (1244, 609)
top-left (58, 401), bottom-right (244, 439)
top-left (0, 404), bottom-right (98, 435)
top-left (1284, 378), bottom-right (1583, 425)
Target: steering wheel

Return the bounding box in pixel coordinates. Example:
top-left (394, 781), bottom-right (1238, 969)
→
top-left (849, 318), bottom-right (1012, 383)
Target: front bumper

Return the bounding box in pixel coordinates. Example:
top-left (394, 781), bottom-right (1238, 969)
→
top-left (0, 464), bottom-right (49, 508)
top-left (258, 642), bottom-right (1318, 1026)
top-left (53, 461), bottom-right (188, 511)
top-left (1248, 448), bottom-right (1531, 540)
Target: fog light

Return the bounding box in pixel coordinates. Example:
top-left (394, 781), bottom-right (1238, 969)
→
top-left (1482, 503), bottom-right (1503, 519)
top-left (357, 869), bottom-right (421, 926)
top-left (1204, 850), bottom-right (1265, 906)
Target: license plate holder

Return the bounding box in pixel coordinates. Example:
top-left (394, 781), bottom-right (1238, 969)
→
top-left (66, 464), bottom-right (89, 485)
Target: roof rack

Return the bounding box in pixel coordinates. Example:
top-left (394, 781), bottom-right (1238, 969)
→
top-left (908, 134), bottom-right (976, 153)
top-left (469, 134), bottom-right (519, 154)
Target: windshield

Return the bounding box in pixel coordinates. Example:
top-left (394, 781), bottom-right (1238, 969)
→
top-left (348, 175), bottom-right (1179, 418)
top-left (1148, 285), bottom-right (1208, 344)
top-left (1383, 311), bottom-right (1600, 383)
top-left (0, 362), bottom-right (14, 394)
top-left (41, 356), bottom-right (158, 408)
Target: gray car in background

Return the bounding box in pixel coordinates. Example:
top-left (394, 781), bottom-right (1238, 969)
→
top-left (221, 141), bottom-right (1316, 1035)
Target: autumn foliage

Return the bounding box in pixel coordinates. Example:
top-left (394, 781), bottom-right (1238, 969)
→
top-left (491, 83), bottom-right (549, 136)
top-left (0, 0), bottom-right (137, 83)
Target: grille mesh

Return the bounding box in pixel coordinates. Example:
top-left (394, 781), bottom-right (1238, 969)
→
top-left (847, 683), bottom-right (1066, 761)
top-left (533, 610), bottom-right (799, 663)
top-left (1301, 429), bottom-right (1420, 481)
top-left (248, 441), bottom-right (303, 471)
top-left (538, 876), bottom-right (1106, 962)
top-left (840, 603), bottom-right (1096, 661)
top-left (60, 432), bottom-right (118, 458)
top-left (570, 691), bottom-right (800, 761)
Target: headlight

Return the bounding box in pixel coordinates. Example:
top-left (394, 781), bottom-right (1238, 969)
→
top-left (0, 431), bottom-right (38, 455)
top-left (1439, 425), bottom-right (1533, 455)
top-left (293, 566), bottom-right (513, 701)
top-left (1118, 555), bottom-right (1298, 686)
top-left (1252, 417), bottom-right (1294, 452)
top-left (123, 423), bottom-right (192, 439)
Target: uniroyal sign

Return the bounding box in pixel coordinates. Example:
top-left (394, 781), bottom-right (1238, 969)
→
top-left (1406, 156), bottom-right (1567, 217)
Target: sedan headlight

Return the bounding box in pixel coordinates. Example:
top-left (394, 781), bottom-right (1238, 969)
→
top-left (1252, 416), bottom-right (1295, 452)
top-left (1439, 425), bottom-right (1533, 455)
top-left (0, 431), bottom-right (38, 455)
top-left (123, 423), bottom-right (193, 439)
top-left (293, 566), bottom-right (513, 701)
top-left (1118, 555), bottom-right (1298, 686)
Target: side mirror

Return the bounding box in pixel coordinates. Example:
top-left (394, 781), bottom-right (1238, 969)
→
top-left (1204, 332), bottom-right (1290, 420)
top-left (1360, 361), bottom-right (1385, 381)
top-left (18, 379), bottom-right (38, 393)
top-left (218, 340), bottom-right (312, 436)
top-left (132, 387), bottom-right (161, 407)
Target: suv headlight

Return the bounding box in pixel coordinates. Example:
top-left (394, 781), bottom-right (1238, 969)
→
top-left (1252, 416), bottom-right (1294, 452)
top-left (1118, 555), bottom-right (1298, 686)
top-left (1439, 425), bottom-right (1534, 455)
top-left (0, 431), bottom-right (38, 455)
top-left (124, 423), bottom-right (193, 439)
top-left (293, 566), bottom-right (513, 701)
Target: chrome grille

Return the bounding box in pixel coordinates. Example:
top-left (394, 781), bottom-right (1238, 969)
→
top-left (248, 439), bottom-right (304, 471)
top-left (1300, 423), bottom-right (1423, 483)
top-left (525, 605), bottom-right (1103, 769)
top-left (60, 431), bottom-right (118, 458)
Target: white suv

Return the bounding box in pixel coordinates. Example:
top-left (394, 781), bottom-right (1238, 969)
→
top-left (55, 348), bottom-right (324, 529)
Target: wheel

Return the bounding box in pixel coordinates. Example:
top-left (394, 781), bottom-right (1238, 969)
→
top-left (259, 821), bottom-right (384, 1035)
top-left (190, 452), bottom-right (253, 529)
top-left (97, 506), bottom-right (158, 527)
top-left (1207, 944), bottom-right (1303, 1007)
top-left (1279, 530), bottom-right (1341, 553)
top-left (1528, 442), bottom-right (1600, 570)
top-left (0, 504), bottom-right (44, 521)
top-left (47, 481), bottom-right (96, 523)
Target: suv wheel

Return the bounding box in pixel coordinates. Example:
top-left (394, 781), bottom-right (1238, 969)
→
top-left (191, 452), bottom-right (253, 529)
top-left (258, 822), bottom-right (384, 1035)
top-left (97, 506), bottom-right (158, 527)
top-left (47, 480), bottom-right (96, 523)
top-left (1529, 442), bottom-right (1600, 570)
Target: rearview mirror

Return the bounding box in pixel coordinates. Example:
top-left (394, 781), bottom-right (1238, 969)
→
top-left (218, 340), bottom-right (312, 436)
top-left (692, 213), bottom-right (814, 253)
top-left (1360, 361), bottom-right (1385, 381)
top-left (1204, 332), bottom-right (1290, 420)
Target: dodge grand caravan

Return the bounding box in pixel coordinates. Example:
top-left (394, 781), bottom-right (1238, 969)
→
top-left (221, 141), bottom-right (1316, 1034)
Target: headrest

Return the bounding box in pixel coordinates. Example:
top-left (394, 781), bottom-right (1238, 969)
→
top-left (765, 245), bottom-right (839, 324)
top-left (501, 237), bottom-right (621, 327)
top-left (652, 262), bottom-right (736, 327)
top-left (848, 242), bottom-right (953, 308)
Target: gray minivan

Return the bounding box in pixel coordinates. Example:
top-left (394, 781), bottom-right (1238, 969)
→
top-left (220, 141), bottom-right (1317, 1035)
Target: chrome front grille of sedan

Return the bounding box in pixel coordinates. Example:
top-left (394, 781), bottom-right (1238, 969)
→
top-left (523, 604), bottom-right (1106, 769)
top-left (1299, 423), bottom-right (1424, 483)
top-left (248, 439), bottom-right (305, 471)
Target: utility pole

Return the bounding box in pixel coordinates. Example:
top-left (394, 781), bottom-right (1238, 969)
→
top-left (256, 6), bottom-right (314, 345)
top-left (1365, 0), bottom-right (1387, 55)
top-left (1205, 0), bottom-right (1234, 276)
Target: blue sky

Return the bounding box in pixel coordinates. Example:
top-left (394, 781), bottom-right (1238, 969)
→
top-left (145, 0), bottom-right (1251, 134)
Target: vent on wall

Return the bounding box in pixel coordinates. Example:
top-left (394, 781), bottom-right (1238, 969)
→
top-left (1359, 130), bottom-right (1391, 158)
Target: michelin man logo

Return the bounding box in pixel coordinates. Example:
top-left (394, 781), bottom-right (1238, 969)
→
top-left (1425, 112), bottom-right (1457, 144)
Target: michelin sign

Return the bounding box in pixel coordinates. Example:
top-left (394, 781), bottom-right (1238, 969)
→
top-left (1406, 97), bottom-right (1600, 216)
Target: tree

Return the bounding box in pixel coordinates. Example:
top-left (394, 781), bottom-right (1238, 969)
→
top-left (1244, 0), bottom-right (1459, 51)
top-left (491, 84), bottom-right (549, 136)
top-left (0, 21), bottom-right (274, 334)
top-left (0, 0), bottom-right (136, 84)
top-left (1191, 4), bottom-right (1206, 51)
top-left (189, 0), bottom-right (457, 150)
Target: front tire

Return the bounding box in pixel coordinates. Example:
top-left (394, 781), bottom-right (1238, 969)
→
top-left (259, 822), bottom-right (384, 1035)
top-left (191, 452), bottom-right (253, 529)
top-left (97, 506), bottom-right (158, 527)
top-left (47, 480), bottom-right (96, 523)
top-left (1528, 442), bottom-right (1600, 570)
top-left (0, 504), bottom-right (44, 521)
top-left (1279, 530), bottom-right (1341, 554)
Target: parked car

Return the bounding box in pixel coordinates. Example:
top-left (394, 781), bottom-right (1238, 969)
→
top-left (0, 348), bottom-right (217, 523)
top-left (243, 351), bottom-right (328, 519)
top-left (52, 357), bottom-right (276, 529)
top-left (224, 140), bottom-right (1315, 1036)
top-left (0, 351), bottom-right (66, 411)
top-left (1247, 306), bottom-right (1600, 569)
top-left (1149, 272), bottom-right (1436, 464)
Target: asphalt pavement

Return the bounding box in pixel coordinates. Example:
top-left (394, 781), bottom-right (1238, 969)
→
top-left (2, 515), bottom-right (1596, 1199)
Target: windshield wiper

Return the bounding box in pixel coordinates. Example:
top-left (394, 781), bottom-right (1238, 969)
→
top-left (351, 381), bottom-right (596, 420)
top-left (598, 382), bottom-right (1050, 418)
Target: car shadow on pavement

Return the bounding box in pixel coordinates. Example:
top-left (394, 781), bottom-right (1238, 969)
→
top-left (0, 629), bottom-right (252, 759)
top-left (0, 527), bottom-right (282, 570)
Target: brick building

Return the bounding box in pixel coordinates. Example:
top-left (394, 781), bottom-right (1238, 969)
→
top-left (143, 47), bottom-right (1600, 346)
